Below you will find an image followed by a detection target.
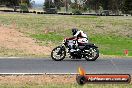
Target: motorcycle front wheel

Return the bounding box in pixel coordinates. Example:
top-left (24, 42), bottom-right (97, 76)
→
top-left (51, 46), bottom-right (66, 61)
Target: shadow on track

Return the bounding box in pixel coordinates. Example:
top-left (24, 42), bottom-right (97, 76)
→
top-left (48, 58), bottom-right (106, 62)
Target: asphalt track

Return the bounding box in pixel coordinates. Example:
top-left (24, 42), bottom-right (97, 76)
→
top-left (0, 57), bottom-right (132, 74)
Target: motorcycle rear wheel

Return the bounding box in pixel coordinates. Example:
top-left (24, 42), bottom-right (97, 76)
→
top-left (85, 48), bottom-right (99, 61)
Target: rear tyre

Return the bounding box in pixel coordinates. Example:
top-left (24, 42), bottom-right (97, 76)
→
top-left (51, 46), bottom-right (66, 61)
top-left (85, 48), bottom-right (99, 61)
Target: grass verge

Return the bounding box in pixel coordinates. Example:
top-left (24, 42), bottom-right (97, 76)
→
top-left (0, 75), bottom-right (131, 88)
top-left (0, 13), bottom-right (131, 56)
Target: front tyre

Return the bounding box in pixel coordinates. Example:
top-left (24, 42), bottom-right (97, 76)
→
top-left (85, 48), bottom-right (99, 61)
top-left (51, 46), bottom-right (66, 61)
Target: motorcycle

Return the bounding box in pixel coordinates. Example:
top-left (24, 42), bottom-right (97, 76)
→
top-left (51, 38), bottom-right (99, 61)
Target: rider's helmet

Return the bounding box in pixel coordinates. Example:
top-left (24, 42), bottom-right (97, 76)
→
top-left (72, 28), bottom-right (78, 35)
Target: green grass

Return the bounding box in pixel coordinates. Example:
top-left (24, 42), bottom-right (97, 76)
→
top-left (0, 13), bottom-right (132, 56)
top-left (0, 84), bottom-right (132, 88)
top-left (90, 35), bottom-right (132, 56)
top-left (31, 33), bottom-right (132, 56)
top-left (31, 32), bottom-right (63, 42)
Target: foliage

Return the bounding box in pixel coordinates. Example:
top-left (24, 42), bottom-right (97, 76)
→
top-left (20, 3), bottom-right (29, 12)
top-left (0, 0), bottom-right (19, 6)
top-left (123, 0), bottom-right (132, 14)
top-left (72, 9), bottom-right (82, 15)
top-left (0, 0), bottom-right (132, 14)
top-left (70, 0), bottom-right (89, 12)
top-left (54, 0), bottom-right (64, 10)
top-left (77, 0), bottom-right (131, 14)
top-left (99, 6), bottom-right (103, 13)
top-left (0, 0), bottom-right (31, 7)
top-left (43, 1), bottom-right (55, 9)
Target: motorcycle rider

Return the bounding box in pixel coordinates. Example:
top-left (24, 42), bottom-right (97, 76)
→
top-left (66, 28), bottom-right (88, 52)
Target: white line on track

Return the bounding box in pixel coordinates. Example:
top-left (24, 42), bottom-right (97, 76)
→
top-left (0, 73), bottom-right (79, 75)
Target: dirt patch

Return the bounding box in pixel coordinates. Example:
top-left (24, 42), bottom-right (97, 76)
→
top-left (0, 25), bottom-right (52, 56)
top-left (0, 75), bottom-right (76, 85)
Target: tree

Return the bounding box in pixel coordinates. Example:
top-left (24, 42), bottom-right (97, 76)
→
top-left (86, 0), bottom-right (125, 14)
top-left (54, 0), bottom-right (65, 10)
top-left (30, 0), bottom-right (35, 8)
top-left (20, 3), bottom-right (29, 12)
top-left (0, 0), bottom-right (32, 12)
top-left (70, 0), bottom-right (88, 14)
top-left (58, 0), bottom-right (72, 12)
top-left (0, 0), bottom-right (31, 7)
top-left (0, 0), bottom-right (19, 6)
top-left (20, 0), bottom-right (32, 7)
top-left (123, 0), bottom-right (132, 14)
top-left (70, 0), bottom-right (89, 11)
top-left (43, 0), bottom-right (55, 9)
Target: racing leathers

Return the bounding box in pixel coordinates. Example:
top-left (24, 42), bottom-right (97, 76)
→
top-left (66, 30), bottom-right (88, 52)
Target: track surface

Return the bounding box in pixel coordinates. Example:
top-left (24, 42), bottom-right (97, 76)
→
top-left (0, 58), bottom-right (132, 74)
